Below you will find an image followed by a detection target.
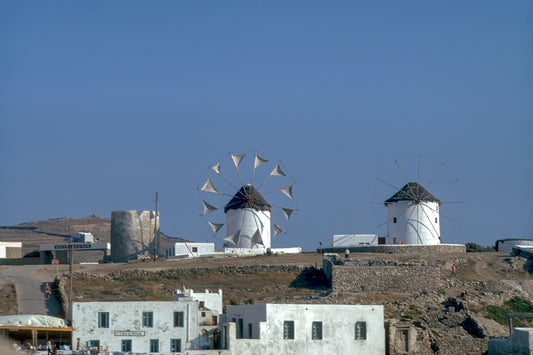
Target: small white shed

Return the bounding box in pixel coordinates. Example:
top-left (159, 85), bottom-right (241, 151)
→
top-left (166, 242), bottom-right (215, 258)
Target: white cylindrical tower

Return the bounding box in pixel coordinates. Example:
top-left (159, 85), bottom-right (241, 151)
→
top-left (385, 182), bottom-right (441, 245)
top-left (224, 185), bottom-right (272, 249)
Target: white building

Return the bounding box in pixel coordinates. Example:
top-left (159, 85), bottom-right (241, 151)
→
top-left (488, 327), bottom-right (533, 355)
top-left (385, 182), bottom-right (441, 245)
top-left (224, 185), bottom-right (272, 250)
top-left (166, 242), bottom-right (215, 258)
top-left (71, 288), bottom-right (222, 353)
top-left (332, 234), bottom-right (384, 247)
top-left (71, 290), bottom-right (384, 355)
top-left (223, 304), bottom-right (385, 355)
top-left (0, 242), bottom-right (22, 258)
top-left (496, 238), bottom-right (533, 252)
top-left (71, 232), bottom-right (94, 243)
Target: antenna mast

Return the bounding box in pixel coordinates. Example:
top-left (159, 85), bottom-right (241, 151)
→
top-left (154, 192), bottom-right (159, 261)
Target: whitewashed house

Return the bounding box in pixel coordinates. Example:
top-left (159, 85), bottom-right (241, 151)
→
top-left (71, 290), bottom-right (384, 355)
top-left (222, 304), bottom-right (385, 355)
top-left (71, 288), bottom-right (222, 353)
top-left (332, 234), bottom-right (384, 247)
top-left (166, 242), bottom-right (215, 258)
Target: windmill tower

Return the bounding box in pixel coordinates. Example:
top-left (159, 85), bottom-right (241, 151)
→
top-left (385, 181), bottom-right (441, 245)
top-left (224, 184), bottom-right (272, 249)
top-left (199, 152), bottom-right (296, 250)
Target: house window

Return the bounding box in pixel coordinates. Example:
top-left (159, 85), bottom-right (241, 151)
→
top-left (237, 318), bottom-right (244, 339)
top-left (199, 301), bottom-right (205, 308)
top-left (192, 247), bottom-right (198, 252)
top-left (393, 217), bottom-right (397, 223)
top-left (87, 340), bottom-right (99, 347)
top-left (170, 339), bottom-right (181, 352)
top-left (121, 339), bottom-right (132, 352)
top-left (283, 321), bottom-right (294, 339)
top-left (98, 312), bottom-right (109, 328)
top-left (355, 322), bottom-right (367, 340)
top-left (212, 315), bottom-right (218, 325)
top-left (142, 311), bottom-right (153, 327)
top-left (312, 321), bottom-right (322, 340)
top-left (174, 311), bottom-right (184, 327)
top-left (248, 323), bottom-right (253, 339)
top-left (150, 339), bottom-right (159, 353)
top-left (201, 312), bottom-right (206, 317)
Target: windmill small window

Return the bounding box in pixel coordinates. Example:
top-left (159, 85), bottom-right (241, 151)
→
top-left (393, 217), bottom-right (397, 223)
top-left (435, 218), bottom-right (438, 224)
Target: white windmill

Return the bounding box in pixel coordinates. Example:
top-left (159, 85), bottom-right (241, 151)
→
top-left (199, 152), bottom-right (296, 250)
top-left (377, 157), bottom-right (462, 245)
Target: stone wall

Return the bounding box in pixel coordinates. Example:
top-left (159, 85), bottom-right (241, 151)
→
top-left (0, 257), bottom-right (41, 265)
top-left (321, 244), bottom-right (465, 255)
top-left (331, 259), bottom-right (441, 293)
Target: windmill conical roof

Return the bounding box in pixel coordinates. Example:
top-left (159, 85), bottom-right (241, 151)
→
top-left (224, 184), bottom-right (273, 213)
top-left (385, 181), bottom-right (440, 204)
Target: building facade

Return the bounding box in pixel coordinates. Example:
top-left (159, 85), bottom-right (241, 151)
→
top-left (72, 289), bottom-right (222, 353)
top-left (222, 303), bottom-right (385, 355)
top-left (71, 292), bottom-right (384, 355)
top-left (166, 242), bottom-right (215, 258)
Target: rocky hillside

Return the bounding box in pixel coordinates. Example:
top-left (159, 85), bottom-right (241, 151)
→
top-left (44, 251), bottom-right (533, 354)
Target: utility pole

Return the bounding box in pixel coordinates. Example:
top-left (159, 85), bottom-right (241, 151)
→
top-left (154, 192), bottom-right (159, 262)
top-left (68, 224), bottom-right (73, 324)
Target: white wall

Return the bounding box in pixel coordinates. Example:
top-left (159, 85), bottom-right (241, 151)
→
top-left (0, 242), bottom-right (21, 258)
top-left (226, 209), bottom-right (271, 249)
top-left (72, 301), bottom-right (198, 353)
top-left (177, 288), bottom-right (223, 314)
top-left (497, 240), bottom-right (533, 252)
top-left (387, 201), bottom-right (440, 245)
top-left (166, 242), bottom-right (215, 258)
top-left (224, 304), bottom-right (385, 355)
top-left (332, 234), bottom-right (380, 247)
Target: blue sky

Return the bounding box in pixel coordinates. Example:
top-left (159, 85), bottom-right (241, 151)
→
top-left (1, 1), bottom-right (531, 250)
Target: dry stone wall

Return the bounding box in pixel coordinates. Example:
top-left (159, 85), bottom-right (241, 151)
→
top-left (332, 259), bottom-right (441, 293)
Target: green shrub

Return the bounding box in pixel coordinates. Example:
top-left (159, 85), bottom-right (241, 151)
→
top-left (486, 297), bottom-right (533, 326)
top-left (465, 243), bottom-right (496, 252)
top-left (506, 297), bottom-right (533, 313)
top-left (486, 305), bottom-right (508, 325)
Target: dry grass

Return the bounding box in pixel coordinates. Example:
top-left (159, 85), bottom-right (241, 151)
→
top-left (66, 269), bottom-right (327, 305)
top-left (0, 284), bottom-right (17, 315)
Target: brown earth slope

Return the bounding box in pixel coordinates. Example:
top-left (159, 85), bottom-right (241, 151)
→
top-left (0, 215), bottom-right (187, 258)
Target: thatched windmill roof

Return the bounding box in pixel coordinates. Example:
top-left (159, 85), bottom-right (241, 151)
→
top-left (224, 184), bottom-right (273, 213)
top-left (385, 181), bottom-right (440, 204)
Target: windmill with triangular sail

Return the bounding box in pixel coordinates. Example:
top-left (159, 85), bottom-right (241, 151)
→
top-left (375, 156), bottom-right (463, 245)
top-left (198, 152), bottom-right (297, 250)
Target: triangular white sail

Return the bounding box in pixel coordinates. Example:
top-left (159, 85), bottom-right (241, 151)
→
top-left (231, 154), bottom-right (246, 169)
top-left (251, 228), bottom-right (263, 246)
top-left (208, 222), bottom-right (225, 235)
top-left (224, 230), bottom-right (240, 246)
top-left (201, 201), bottom-right (218, 215)
top-left (269, 162), bottom-right (286, 177)
top-left (199, 177), bottom-right (220, 194)
top-left (254, 154), bottom-right (269, 169)
top-left (282, 208), bottom-right (295, 220)
top-left (210, 162), bottom-right (222, 175)
top-left (280, 184), bottom-right (294, 199)
top-left (273, 222), bottom-right (285, 236)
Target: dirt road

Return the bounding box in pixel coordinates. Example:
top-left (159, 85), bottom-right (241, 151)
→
top-left (0, 265), bottom-right (61, 317)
